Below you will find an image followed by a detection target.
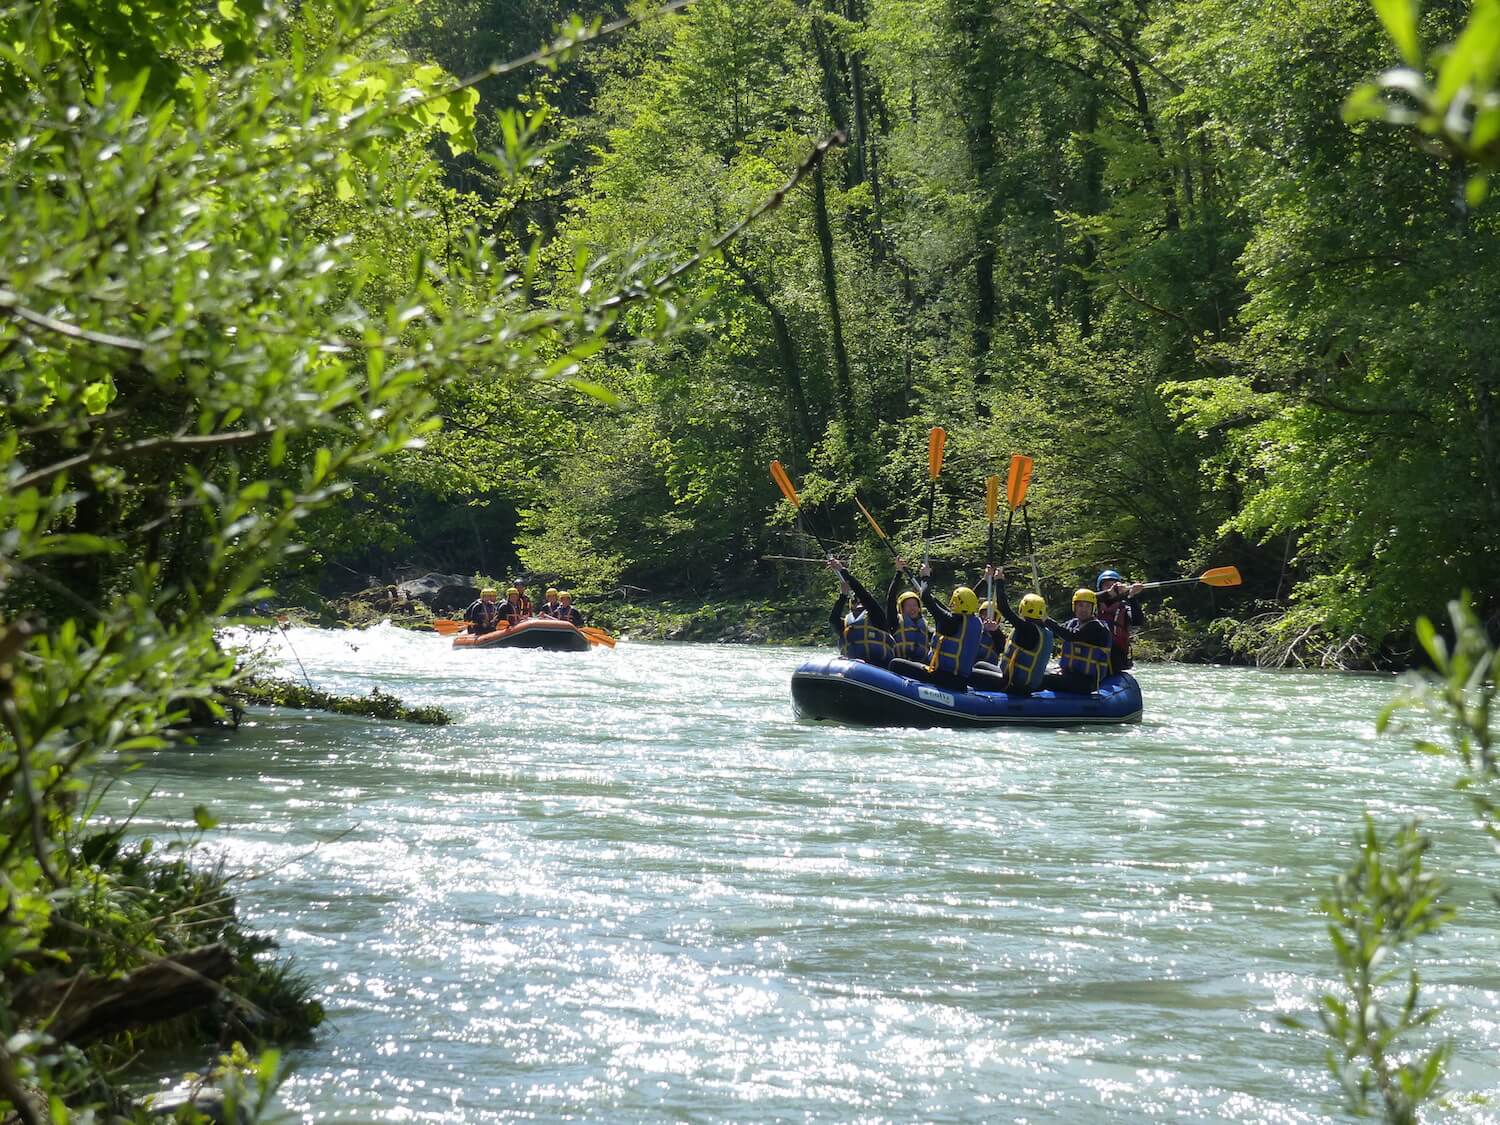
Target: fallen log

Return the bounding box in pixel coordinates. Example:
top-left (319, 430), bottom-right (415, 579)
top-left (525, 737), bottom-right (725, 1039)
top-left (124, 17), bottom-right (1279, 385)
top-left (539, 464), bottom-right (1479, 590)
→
top-left (20, 943), bottom-right (237, 1045)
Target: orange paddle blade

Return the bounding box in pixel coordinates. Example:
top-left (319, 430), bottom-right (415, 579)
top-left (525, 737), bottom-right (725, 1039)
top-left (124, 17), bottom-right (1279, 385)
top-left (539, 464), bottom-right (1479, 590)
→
top-left (927, 427), bottom-right (946, 480)
top-left (854, 495), bottom-right (888, 541)
top-left (1006, 454), bottom-right (1033, 509)
top-left (1200, 565), bottom-right (1242, 587)
top-left (985, 475), bottom-right (999, 522)
top-left (769, 460), bottom-right (800, 507)
top-left (582, 626), bottom-right (617, 648)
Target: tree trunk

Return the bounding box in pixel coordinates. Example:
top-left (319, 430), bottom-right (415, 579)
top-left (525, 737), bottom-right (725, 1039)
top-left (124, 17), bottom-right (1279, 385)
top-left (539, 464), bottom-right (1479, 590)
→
top-left (812, 163), bottom-right (854, 416)
top-left (729, 256), bottom-right (817, 448)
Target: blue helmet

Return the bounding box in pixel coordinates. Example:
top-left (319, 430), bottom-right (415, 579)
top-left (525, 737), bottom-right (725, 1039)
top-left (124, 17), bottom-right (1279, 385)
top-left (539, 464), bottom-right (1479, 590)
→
top-left (1096, 569), bottom-right (1124, 590)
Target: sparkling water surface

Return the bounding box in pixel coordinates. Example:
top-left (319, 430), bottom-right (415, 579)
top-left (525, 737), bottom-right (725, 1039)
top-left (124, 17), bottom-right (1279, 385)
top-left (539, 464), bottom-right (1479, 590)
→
top-left (103, 623), bottom-right (1500, 1122)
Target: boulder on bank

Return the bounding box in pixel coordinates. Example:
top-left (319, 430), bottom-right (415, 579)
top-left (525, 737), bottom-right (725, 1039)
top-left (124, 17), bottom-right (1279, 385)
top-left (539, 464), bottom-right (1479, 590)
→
top-left (396, 573), bottom-right (478, 612)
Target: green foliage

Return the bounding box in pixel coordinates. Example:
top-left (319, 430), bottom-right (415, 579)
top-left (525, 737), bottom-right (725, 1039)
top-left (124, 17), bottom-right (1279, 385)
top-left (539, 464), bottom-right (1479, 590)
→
top-left (1346, 0), bottom-right (1500, 202)
top-left (1285, 596), bottom-right (1497, 1119)
top-left (1285, 816), bottom-right (1452, 1122)
top-left (1379, 595), bottom-right (1499, 850)
top-left (0, 0), bottom-right (692, 1113)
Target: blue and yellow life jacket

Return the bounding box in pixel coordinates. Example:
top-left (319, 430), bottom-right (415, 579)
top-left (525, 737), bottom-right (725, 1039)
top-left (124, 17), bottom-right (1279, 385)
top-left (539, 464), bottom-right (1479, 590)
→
top-left (891, 613), bottom-right (931, 663)
top-left (1003, 624), bottom-right (1053, 691)
top-left (841, 613), bottom-right (894, 665)
top-left (1059, 627), bottom-right (1111, 689)
top-left (978, 623), bottom-right (1003, 665)
top-left (928, 613), bottom-right (982, 679)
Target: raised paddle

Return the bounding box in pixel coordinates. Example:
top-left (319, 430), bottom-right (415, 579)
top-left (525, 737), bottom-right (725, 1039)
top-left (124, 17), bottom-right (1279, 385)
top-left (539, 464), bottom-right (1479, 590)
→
top-left (923, 426), bottom-right (946, 568)
top-left (1139, 565), bottom-right (1242, 591)
top-left (984, 474), bottom-right (999, 621)
top-left (1021, 502), bottom-right (1041, 590)
top-left (853, 492), bottom-right (900, 561)
top-left (770, 460), bottom-right (836, 555)
top-left (999, 453), bottom-right (1033, 567)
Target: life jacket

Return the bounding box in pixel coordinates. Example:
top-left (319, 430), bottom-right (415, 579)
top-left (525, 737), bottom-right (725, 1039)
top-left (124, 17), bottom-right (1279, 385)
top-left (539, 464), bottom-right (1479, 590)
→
top-left (978, 622), bottom-right (1003, 665)
top-left (541, 601), bottom-right (561, 618)
top-left (928, 612), bottom-right (982, 679)
top-left (503, 599), bottom-right (528, 625)
top-left (841, 613), bottom-right (894, 665)
top-left (1003, 623), bottom-right (1053, 691)
top-left (1097, 599), bottom-right (1133, 652)
top-left (891, 612), bottom-right (930, 663)
top-left (1059, 623), bottom-right (1112, 689)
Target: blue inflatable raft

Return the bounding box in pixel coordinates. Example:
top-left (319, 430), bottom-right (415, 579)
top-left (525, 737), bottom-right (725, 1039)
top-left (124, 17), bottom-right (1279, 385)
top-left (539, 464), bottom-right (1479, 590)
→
top-left (791, 656), bottom-right (1143, 728)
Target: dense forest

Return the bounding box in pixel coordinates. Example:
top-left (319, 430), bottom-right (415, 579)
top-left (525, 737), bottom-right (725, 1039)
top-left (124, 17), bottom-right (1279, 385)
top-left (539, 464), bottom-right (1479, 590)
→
top-left (1, 0), bottom-right (1498, 1115)
top-left (358, 0), bottom-right (1499, 668)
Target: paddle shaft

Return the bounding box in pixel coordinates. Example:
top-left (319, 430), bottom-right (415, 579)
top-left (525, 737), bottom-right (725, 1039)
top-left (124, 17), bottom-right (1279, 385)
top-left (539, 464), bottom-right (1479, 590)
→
top-left (1021, 504), bottom-right (1041, 590)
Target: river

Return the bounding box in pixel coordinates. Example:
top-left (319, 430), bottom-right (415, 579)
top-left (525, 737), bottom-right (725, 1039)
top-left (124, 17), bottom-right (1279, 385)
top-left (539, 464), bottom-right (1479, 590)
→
top-left (103, 623), bottom-right (1500, 1122)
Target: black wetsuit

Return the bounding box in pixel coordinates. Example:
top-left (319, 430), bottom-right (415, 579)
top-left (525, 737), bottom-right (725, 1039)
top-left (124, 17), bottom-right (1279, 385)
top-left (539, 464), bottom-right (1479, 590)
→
top-left (887, 585), bottom-right (976, 691)
top-left (464, 598), bottom-right (503, 635)
top-left (555, 604), bottom-right (586, 626)
top-left (828, 567), bottom-right (892, 641)
top-left (1040, 614), bottom-right (1115, 694)
top-left (971, 580), bottom-right (1048, 694)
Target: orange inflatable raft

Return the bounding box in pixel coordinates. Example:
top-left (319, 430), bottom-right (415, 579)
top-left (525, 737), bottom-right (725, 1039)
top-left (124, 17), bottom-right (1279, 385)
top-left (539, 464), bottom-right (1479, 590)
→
top-left (450, 617), bottom-right (592, 652)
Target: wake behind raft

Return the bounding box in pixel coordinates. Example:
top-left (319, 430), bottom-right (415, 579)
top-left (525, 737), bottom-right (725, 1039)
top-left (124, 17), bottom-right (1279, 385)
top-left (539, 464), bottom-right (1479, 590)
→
top-left (791, 656), bottom-right (1142, 728)
top-left (451, 618), bottom-right (591, 652)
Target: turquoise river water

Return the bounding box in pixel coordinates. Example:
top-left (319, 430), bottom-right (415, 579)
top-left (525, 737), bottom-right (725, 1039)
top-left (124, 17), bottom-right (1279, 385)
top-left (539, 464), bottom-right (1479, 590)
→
top-left (102, 623), bottom-right (1499, 1122)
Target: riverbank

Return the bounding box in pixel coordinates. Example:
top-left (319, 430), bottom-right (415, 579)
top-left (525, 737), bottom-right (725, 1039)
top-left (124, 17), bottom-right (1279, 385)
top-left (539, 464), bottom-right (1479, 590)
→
top-left (281, 573), bottom-right (1410, 669)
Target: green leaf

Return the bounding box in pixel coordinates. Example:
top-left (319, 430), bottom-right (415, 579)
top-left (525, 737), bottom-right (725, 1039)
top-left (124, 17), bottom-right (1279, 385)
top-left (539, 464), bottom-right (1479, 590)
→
top-left (1372, 0), bottom-right (1422, 66)
top-left (192, 805), bottom-right (220, 830)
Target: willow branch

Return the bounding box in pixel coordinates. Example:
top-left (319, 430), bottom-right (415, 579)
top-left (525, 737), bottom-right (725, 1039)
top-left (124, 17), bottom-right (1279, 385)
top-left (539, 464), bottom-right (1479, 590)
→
top-left (596, 131), bottom-right (846, 313)
top-left (11, 429), bottom-right (271, 493)
top-left (0, 292), bottom-right (147, 353)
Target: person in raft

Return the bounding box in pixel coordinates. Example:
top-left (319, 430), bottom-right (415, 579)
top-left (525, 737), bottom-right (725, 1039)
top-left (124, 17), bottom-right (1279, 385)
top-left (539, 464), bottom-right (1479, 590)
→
top-left (887, 583), bottom-right (984, 691)
top-left (970, 568), bottom-right (1051, 695)
top-left (553, 591), bottom-right (586, 627)
top-left (886, 557), bottom-right (932, 665)
top-left (538, 587), bottom-right (563, 617)
top-left (1095, 568), bottom-right (1146, 673)
top-left (464, 587), bottom-right (505, 635)
top-left (825, 558), bottom-right (894, 666)
top-left (975, 599), bottom-right (1004, 666)
top-left (500, 585), bottom-right (530, 626)
top-left (510, 577), bottom-right (536, 618)
top-left (1039, 585), bottom-right (1115, 694)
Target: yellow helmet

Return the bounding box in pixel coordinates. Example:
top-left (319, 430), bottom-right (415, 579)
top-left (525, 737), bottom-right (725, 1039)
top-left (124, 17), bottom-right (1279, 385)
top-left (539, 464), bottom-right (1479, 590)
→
top-left (506, 586), bottom-right (520, 598)
top-left (559, 591), bottom-right (572, 601)
top-left (546, 587), bottom-right (559, 598)
top-left (949, 586), bottom-right (979, 614)
top-left (978, 599), bottom-right (995, 615)
top-left (897, 590), bottom-right (922, 610)
top-left (1072, 587), bottom-right (1097, 607)
top-left (1019, 593), bottom-right (1046, 620)
top-left (480, 587), bottom-right (497, 597)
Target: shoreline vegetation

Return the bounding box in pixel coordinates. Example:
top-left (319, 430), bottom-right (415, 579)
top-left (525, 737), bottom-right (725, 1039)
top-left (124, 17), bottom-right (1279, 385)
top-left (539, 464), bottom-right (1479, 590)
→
top-left (299, 577), bottom-right (1408, 672)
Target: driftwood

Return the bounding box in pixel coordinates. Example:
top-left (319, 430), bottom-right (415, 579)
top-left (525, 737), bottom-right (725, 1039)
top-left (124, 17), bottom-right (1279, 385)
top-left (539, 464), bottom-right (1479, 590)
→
top-left (18, 943), bottom-right (236, 1045)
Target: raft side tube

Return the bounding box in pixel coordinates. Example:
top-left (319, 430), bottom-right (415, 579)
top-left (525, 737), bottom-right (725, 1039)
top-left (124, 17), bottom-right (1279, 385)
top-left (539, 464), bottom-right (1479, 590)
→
top-left (790, 655), bottom-right (1142, 728)
top-left (452, 618), bottom-right (592, 652)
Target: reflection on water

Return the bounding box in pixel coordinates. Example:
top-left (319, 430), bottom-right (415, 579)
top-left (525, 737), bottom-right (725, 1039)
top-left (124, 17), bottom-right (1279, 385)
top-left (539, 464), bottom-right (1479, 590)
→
top-left (100, 622), bottom-right (1500, 1122)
